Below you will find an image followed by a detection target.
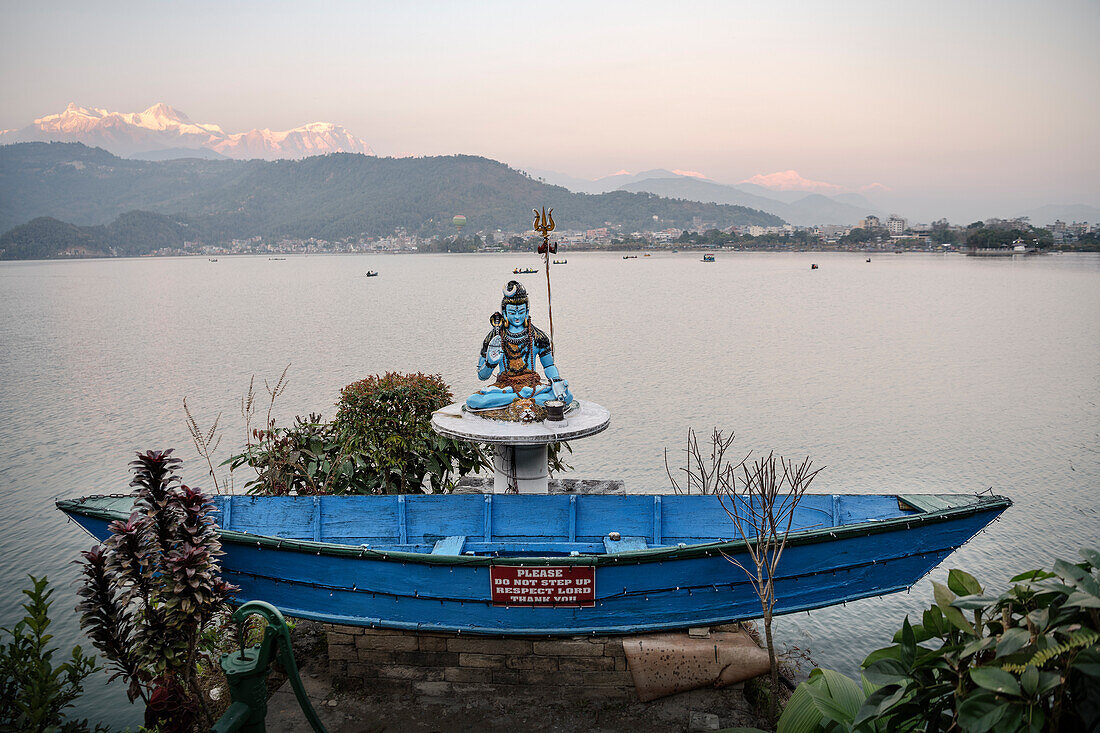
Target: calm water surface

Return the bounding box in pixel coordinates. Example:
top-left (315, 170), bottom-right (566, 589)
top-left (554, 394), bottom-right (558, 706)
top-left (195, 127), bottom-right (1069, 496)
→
top-left (1, 251), bottom-right (1098, 727)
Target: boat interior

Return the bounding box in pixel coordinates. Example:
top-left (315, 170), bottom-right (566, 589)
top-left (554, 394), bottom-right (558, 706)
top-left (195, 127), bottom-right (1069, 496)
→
top-left (67, 493), bottom-right (993, 557)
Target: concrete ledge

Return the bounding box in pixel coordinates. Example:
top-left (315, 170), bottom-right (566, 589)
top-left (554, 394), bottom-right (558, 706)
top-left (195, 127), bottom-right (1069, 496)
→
top-left (453, 476), bottom-right (626, 494)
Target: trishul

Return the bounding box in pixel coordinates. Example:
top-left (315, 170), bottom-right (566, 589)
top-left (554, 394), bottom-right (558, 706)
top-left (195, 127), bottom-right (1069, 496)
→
top-left (533, 207), bottom-right (558, 353)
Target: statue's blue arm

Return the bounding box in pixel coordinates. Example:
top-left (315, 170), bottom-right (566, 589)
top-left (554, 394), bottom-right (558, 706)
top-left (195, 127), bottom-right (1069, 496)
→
top-left (534, 328), bottom-right (559, 380)
top-left (540, 352), bottom-right (560, 381)
top-left (539, 352), bottom-right (571, 401)
top-left (534, 330), bottom-right (569, 400)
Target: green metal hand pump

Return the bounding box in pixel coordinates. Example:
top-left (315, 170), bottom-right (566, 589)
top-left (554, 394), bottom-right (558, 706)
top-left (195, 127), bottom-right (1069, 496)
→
top-left (211, 600), bottom-right (328, 733)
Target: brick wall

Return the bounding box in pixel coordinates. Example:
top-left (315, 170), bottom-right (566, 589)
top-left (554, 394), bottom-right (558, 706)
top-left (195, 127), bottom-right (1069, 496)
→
top-left (324, 625), bottom-right (637, 699)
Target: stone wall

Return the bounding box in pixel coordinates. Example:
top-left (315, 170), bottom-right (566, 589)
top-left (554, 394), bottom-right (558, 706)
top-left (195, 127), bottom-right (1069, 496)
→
top-left (324, 625), bottom-right (636, 699)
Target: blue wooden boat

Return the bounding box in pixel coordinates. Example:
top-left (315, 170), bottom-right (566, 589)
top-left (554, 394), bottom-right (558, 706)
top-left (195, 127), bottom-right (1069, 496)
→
top-left (57, 492), bottom-right (1009, 636)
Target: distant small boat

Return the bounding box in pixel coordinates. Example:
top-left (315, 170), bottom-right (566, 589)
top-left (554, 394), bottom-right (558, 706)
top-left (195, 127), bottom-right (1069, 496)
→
top-left (702, 254), bottom-right (715, 263)
top-left (208, 258), bottom-right (218, 262)
top-left (811, 264), bottom-right (819, 269)
top-left (553, 260), bottom-right (568, 265)
top-left (513, 268), bottom-right (538, 274)
top-left (643, 253), bottom-right (651, 257)
top-left (269, 257), bottom-right (286, 261)
top-left (366, 270), bottom-right (379, 277)
top-left (866, 258), bottom-right (871, 263)
top-left (622, 255), bottom-right (638, 260)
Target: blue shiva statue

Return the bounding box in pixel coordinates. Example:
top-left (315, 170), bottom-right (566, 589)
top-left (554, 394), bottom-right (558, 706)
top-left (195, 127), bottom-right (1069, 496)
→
top-left (466, 280), bottom-right (573, 412)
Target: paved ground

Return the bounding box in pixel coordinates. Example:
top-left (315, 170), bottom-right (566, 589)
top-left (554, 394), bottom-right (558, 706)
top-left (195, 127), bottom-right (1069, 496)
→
top-left (266, 668), bottom-right (766, 733)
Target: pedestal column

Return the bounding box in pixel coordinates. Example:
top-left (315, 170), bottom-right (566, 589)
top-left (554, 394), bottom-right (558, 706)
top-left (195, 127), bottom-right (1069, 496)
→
top-left (492, 444), bottom-right (550, 493)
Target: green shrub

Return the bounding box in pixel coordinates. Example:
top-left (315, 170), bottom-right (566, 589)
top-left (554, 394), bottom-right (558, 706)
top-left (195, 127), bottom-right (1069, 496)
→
top-left (335, 372), bottom-right (487, 494)
top-left (0, 575), bottom-right (107, 733)
top-left (777, 548), bottom-right (1100, 732)
top-left (225, 371), bottom-right (488, 496)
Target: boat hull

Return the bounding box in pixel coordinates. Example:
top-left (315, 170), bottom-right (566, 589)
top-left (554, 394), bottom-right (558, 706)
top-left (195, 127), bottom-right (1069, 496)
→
top-left (60, 493), bottom-right (1007, 635)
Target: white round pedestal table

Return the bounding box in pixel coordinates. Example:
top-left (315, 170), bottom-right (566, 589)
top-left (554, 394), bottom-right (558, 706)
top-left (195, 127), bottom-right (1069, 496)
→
top-left (431, 400), bottom-right (611, 493)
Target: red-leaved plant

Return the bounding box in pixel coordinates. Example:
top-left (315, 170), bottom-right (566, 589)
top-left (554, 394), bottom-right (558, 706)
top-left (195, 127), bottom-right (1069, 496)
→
top-left (76, 449), bottom-right (236, 732)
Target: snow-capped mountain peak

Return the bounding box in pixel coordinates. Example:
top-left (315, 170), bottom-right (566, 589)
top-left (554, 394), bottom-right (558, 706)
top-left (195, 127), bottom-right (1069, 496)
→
top-left (297, 121), bottom-right (338, 132)
top-left (142, 102), bottom-right (186, 120)
top-left (5, 103), bottom-right (372, 160)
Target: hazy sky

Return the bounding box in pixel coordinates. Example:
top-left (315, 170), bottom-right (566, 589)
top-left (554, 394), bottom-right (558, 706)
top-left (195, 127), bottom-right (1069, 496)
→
top-left (2, 0), bottom-right (1098, 209)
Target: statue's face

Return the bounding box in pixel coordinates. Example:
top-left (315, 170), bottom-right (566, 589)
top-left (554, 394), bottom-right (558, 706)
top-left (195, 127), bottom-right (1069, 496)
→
top-left (503, 303), bottom-right (527, 328)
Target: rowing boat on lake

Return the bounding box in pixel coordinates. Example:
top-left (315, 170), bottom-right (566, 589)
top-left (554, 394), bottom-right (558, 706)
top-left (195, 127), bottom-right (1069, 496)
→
top-left (57, 492), bottom-right (1009, 636)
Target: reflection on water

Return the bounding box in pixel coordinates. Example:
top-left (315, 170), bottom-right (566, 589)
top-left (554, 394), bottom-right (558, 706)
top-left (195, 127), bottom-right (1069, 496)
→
top-left (1, 251), bottom-right (1098, 726)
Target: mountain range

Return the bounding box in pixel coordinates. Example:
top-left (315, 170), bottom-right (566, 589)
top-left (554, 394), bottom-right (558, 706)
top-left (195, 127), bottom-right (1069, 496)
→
top-left (4, 104), bottom-right (1093, 228)
top-left (0, 103), bottom-right (374, 160)
top-left (530, 168), bottom-right (1100, 227)
top-left (0, 142), bottom-right (784, 258)
top-left (530, 168), bottom-right (879, 226)
top-left (1016, 203), bottom-right (1100, 225)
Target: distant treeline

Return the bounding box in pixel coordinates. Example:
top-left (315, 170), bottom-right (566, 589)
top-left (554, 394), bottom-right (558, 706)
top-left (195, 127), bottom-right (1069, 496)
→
top-left (674, 228), bottom-right (821, 246)
top-left (0, 212), bottom-right (198, 260)
top-left (0, 143), bottom-right (784, 259)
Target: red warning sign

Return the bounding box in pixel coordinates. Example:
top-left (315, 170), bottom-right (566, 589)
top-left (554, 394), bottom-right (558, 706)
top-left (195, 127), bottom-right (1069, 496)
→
top-left (490, 566), bottom-right (596, 607)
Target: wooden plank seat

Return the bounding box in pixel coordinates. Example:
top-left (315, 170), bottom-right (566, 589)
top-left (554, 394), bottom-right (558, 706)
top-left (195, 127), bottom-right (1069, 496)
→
top-left (431, 535), bottom-right (467, 555)
top-left (603, 535), bottom-right (649, 553)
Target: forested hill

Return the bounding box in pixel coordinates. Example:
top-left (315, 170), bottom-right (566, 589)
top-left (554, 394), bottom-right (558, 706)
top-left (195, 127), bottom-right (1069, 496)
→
top-left (0, 143), bottom-right (783, 257)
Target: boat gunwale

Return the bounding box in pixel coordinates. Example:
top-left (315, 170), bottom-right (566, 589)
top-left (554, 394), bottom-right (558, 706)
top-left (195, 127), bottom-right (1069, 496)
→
top-left (56, 493), bottom-right (1012, 567)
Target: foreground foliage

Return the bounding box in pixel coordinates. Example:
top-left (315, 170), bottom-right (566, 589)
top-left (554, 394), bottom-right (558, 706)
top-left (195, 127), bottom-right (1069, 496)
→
top-left (0, 576), bottom-right (106, 733)
top-left (77, 450), bottom-right (236, 732)
top-left (776, 548), bottom-right (1100, 732)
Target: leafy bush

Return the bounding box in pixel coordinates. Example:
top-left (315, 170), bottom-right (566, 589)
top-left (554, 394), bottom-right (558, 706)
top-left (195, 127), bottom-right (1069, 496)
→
top-left (77, 450), bottom-right (236, 732)
top-left (777, 548), bottom-right (1100, 732)
top-left (225, 372), bottom-right (487, 496)
top-left (334, 372), bottom-right (487, 494)
top-left (0, 576), bottom-right (107, 733)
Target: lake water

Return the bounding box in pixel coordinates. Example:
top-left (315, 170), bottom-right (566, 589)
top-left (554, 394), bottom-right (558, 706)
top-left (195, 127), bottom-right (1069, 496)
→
top-left (1, 251), bottom-right (1098, 727)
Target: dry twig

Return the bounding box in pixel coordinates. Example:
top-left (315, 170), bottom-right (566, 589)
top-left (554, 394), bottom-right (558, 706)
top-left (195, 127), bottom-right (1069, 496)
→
top-left (240, 375), bottom-right (256, 447)
top-left (716, 451), bottom-right (824, 727)
top-left (264, 364), bottom-right (290, 431)
top-left (184, 397), bottom-right (223, 494)
top-left (664, 427), bottom-right (747, 494)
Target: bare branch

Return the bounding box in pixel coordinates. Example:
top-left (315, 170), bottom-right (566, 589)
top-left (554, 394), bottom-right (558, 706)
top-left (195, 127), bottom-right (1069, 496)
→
top-left (241, 375), bottom-right (256, 448)
top-left (666, 427), bottom-right (748, 495)
top-left (183, 397), bottom-right (223, 494)
top-left (712, 436), bottom-right (824, 728)
top-left (264, 363), bottom-right (291, 431)
top-left (664, 446), bottom-right (683, 493)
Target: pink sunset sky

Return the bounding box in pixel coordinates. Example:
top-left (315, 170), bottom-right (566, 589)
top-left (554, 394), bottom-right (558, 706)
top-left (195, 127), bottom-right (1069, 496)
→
top-left (1, 0), bottom-right (1097, 211)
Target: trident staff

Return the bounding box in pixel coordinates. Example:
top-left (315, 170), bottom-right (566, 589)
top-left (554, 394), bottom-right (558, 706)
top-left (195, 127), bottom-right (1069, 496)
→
top-left (532, 206), bottom-right (557, 352)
